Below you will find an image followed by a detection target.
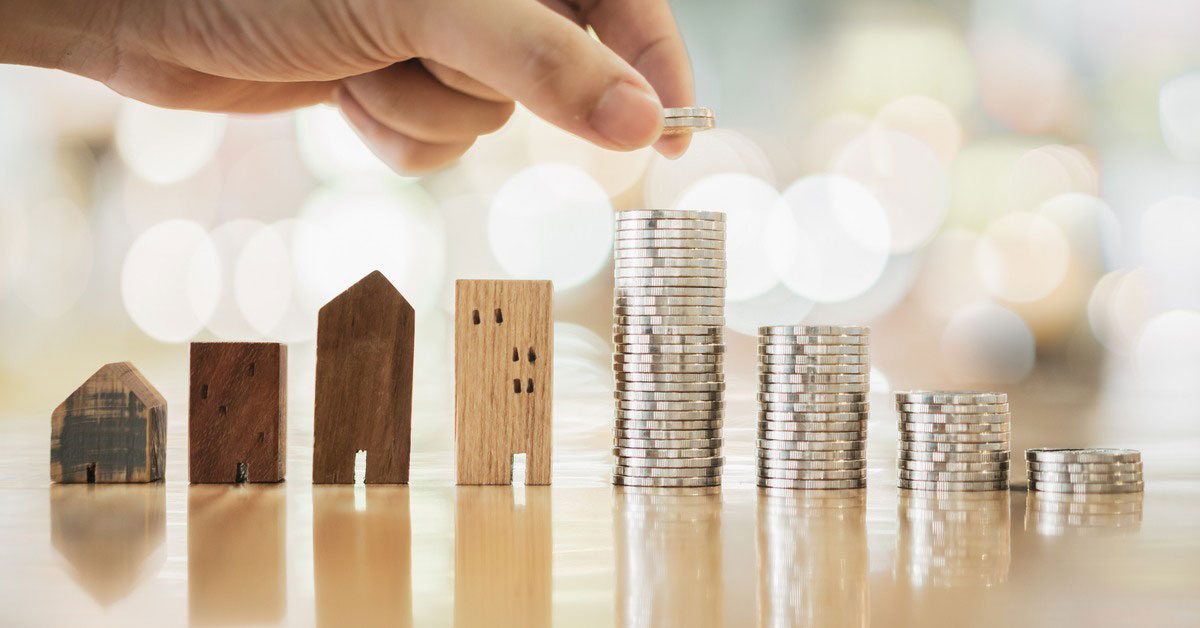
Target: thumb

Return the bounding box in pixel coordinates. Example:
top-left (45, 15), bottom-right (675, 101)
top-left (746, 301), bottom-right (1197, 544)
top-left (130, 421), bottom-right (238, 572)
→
top-left (406, 0), bottom-right (663, 150)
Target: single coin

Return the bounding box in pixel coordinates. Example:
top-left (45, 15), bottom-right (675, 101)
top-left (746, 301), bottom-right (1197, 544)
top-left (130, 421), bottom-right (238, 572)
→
top-left (616, 419), bottom-right (723, 431)
top-left (616, 238), bottom-right (725, 250)
top-left (614, 426), bottom-right (722, 440)
top-left (614, 310), bottom-right (725, 320)
top-left (662, 116), bottom-right (716, 129)
top-left (616, 455), bottom-right (724, 468)
top-left (899, 460), bottom-right (1010, 473)
top-left (899, 450), bottom-right (1011, 463)
top-left (759, 373), bottom-right (869, 384)
top-left (1027, 471), bottom-right (1143, 484)
top-left (757, 478), bottom-right (866, 490)
top-left (758, 334), bottom-right (869, 345)
top-left (616, 276), bottom-right (727, 288)
top-left (759, 430), bottom-right (866, 442)
top-left (898, 479), bottom-right (1009, 491)
top-left (760, 354), bottom-right (869, 365)
top-left (759, 344), bottom-right (869, 355)
top-left (760, 325), bottom-right (869, 336)
top-left (758, 392), bottom-right (868, 403)
top-left (900, 431), bottom-right (1010, 444)
top-left (615, 248), bottom-right (726, 260)
top-left (614, 336), bottom-right (725, 349)
top-left (615, 353), bottom-right (723, 364)
top-left (897, 412), bottom-right (1011, 425)
top-left (616, 218), bottom-right (724, 232)
top-left (757, 438), bottom-right (865, 452)
top-left (759, 363), bottom-right (870, 375)
top-left (1026, 461), bottom-right (1143, 474)
top-left (758, 448), bottom-right (865, 462)
top-left (899, 441), bottom-right (1010, 453)
top-left (616, 229), bottom-right (726, 242)
top-left (616, 381), bottom-right (725, 393)
top-left (663, 106), bottom-right (715, 118)
top-left (1025, 448), bottom-right (1141, 464)
top-left (613, 475), bottom-right (721, 488)
top-left (616, 371), bottom-right (724, 383)
top-left (755, 457), bottom-right (866, 470)
top-left (614, 296), bottom-right (726, 307)
top-left (613, 446), bottom-right (720, 459)
top-left (760, 402), bottom-right (869, 413)
top-left (615, 361), bottom-right (723, 374)
top-left (898, 403), bottom-right (1010, 414)
top-left (615, 268), bottom-right (726, 281)
top-left (899, 469), bottom-right (1008, 482)
top-left (899, 422), bottom-right (1011, 434)
top-left (615, 390), bottom-right (724, 402)
top-left (614, 436), bottom-right (723, 449)
top-left (615, 465), bottom-right (722, 478)
top-left (1028, 480), bottom-right (1144, 494)
top-left (757, 420), bottom-right (865, 432)
top-left (759, 383), bottom-right (869, 395)
top-left (618, 209), bottom-right (725, 222)
top-left (759, 411), bottom-right (869, 422)
top-left (896, 391), bottom-right (1008, 404)
top-left (757, 468), bottom-right (865, 481)
top-left (617, 344), bottom-right (725, 355)
top-left (614, 326), bottom-right (722, 338)
top-left (617, 400), bottom-right (725, 411)
top-left (616, 285), bottom-right (726, 297)
top-left (615, 409), bottom-right (723, 421)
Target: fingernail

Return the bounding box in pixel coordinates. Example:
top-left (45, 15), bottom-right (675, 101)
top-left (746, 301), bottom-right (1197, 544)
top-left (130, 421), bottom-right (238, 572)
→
top-left (590, 81), bottom-right (662, 149)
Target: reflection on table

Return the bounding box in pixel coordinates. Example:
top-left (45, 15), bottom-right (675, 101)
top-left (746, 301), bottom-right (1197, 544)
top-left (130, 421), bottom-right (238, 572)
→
top-left (1025, 491), bottom-right (1144, 536)
top-left (757, 488), bottom-right (867, 628)
top-left (49, 483), bottom-right (166, 606)
top-left (896, 490), bottom-right (1010, 588)
top-left (188, 485), bottom-right (286, 625)
top-left (615, 487), bottom-right (722, 628)
top-left (314, 486), bottom-right (412, 627)
top-left (455, 486), bottom-right (551, 628)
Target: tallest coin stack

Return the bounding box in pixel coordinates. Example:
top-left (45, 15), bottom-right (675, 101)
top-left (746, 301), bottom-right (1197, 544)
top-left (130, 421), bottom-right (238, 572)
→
top-left (612, 209), bottom-right (726, 488)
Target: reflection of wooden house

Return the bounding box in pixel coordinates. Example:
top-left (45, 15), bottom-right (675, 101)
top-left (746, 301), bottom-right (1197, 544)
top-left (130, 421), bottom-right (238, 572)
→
top-left (50, 484), bottom-right (166, 606)
top-left (454, 280), bottom-right (553, 485)
top-left (51, 362), bottom-right (166, 483)
top-left (189, 342), bottom-right (286, 483)
top-left (314, 488), bottom-right (412, 627)
top-left (313, 271), bottom-right (415, 484)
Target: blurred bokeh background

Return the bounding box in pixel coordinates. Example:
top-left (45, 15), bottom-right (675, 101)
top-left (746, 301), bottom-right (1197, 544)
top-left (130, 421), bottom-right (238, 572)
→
top-left (2, 0), bottom-right (1199, 479)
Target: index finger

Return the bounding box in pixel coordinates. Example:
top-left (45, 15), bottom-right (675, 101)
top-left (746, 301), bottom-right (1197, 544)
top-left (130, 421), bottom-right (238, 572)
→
top-left (583, 0), bottom-right (696, 158)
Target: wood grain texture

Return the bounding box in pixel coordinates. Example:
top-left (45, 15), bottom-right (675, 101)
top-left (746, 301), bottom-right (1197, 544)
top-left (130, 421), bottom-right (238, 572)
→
top-left (454, 280), bottom-right (553, 485)
top-left (455, 487), bottom-right (551, 627)
top-left (313, 271), bottom-right (414, 484)
top-left (50, 362), bottom-right (166, 483)
top-left (189, 343), bottom-right (286, 483)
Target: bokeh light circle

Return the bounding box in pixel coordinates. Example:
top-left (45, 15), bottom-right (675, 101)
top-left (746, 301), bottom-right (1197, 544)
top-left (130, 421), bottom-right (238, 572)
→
top-left (121, 220), bottom-right (221, 342)
top-left (1087, 268), bottom-right (1153, 356)
top-left (724, 285), bottom-right (815, 338)
top-left (1157, 72), bottom-right (1200, 162)
top-left (766, 174), bottom-right (891, 303)
top-left (115, 101), bottom-right (225, 184)
top-left (975, 212), bottom-right (1070, 303)
top-left (940, 301), bottom-right (1036, 383)
top-left (1140, 195), bottom-right (1200, 309)
top-left (235, 219), bottom-right (314, 342)
top-left (833, 129), bottom-right (948, 253)
top-left (1134, 310), bottom-right (1200, 388)
top-left (207, 219), bottom-right (267, 340)
top-left (676, 173), bottom-right (781, 301)
top-left (525, 114), bottom-right (651, 197)
top-left (644, 129), bottom-right (774, 208)
top-left (16, 198), bottom-right (93, 317)
top-left (874, 94), bottom-right (963, 165)
top-left (489, 164), bottom-right (613, 290)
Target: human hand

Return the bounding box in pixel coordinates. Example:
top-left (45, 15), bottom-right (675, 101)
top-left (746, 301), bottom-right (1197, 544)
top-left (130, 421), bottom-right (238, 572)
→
top-left (1, 0), bottom-right (694, 173)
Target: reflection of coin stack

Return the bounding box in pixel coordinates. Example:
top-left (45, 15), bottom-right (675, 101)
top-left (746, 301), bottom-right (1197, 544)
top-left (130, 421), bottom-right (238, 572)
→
top-left (615, 487), bottom-right (723, 628)
top-left (1026, 448), bottom-right (1144, 494)
top-left (896, 491), bottom-right (1011, 588)
top-left (756, 325), bottom-right (869, 490)
top-left (1025, 491), bottom-right (1144, 536)
top-left (613, 210), bottom-right (726, 489)
top-left (757, 490), bottom-right (867, 628)
top-left (896, 391), bottom-right (1011, 492)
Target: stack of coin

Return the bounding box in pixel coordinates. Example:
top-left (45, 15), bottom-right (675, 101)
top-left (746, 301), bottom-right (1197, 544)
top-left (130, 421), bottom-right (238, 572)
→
top-left (896, 391), bottom-right (1011, 492)
top-left (662, 107), bottom-right (715, 135)
top-left (613, 209), bottom-right (726, 488)
top-left (756, 325), bottom-right (869, 490)
top-left (1026, 448), bottom-right (1144, 494)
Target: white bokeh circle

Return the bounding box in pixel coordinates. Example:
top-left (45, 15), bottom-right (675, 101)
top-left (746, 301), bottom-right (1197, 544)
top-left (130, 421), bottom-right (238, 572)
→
top-left (115, 101), bottom-right (225, 184)
top-left (121, 220), bottom-right (221, 342)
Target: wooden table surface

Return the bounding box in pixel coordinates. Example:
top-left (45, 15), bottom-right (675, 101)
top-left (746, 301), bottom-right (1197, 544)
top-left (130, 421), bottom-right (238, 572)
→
top-left (2, 388), bottom-right (1199, 627)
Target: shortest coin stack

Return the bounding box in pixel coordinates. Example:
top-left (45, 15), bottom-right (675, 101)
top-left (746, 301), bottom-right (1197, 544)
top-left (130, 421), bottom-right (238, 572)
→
top-left (896, 391), bottom-right (1011, 492)
top-left (756, 325), bottom-right (870, 490)
top-left (1025, 448), bottom-right (1144, 494)
top-left (662, 107), bottom-right (715, 136)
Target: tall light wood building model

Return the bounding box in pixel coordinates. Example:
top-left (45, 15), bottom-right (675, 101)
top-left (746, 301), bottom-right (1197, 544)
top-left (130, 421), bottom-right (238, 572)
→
top-left (454, 280), bottom-right (553, 485)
